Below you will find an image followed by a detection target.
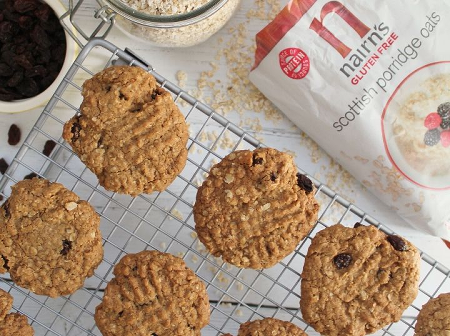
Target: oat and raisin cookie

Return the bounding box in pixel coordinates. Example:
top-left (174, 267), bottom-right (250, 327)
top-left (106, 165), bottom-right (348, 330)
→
top-left (0, 313), bottom-right (34, 335)
top-left (62, 65), bottom-right (189, 196)
top-left (238, 318), bottom-right (307, 335)
top-left (95, 250), bottom-right (210, 336)
top-left (0, 289), bottom-right (34, 335)
top-left (0, 178), bottom-right (103, 297)
top-left (0, 289), bottom-right (12, 320)
top-left (415, 293), bottom-right (450, 336)
top-left (300, 224), bottom-right (420, 336)
top-left (194, 148), bottom-right (319, 269)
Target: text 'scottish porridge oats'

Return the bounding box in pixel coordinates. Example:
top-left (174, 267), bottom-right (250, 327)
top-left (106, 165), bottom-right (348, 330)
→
top-left (250, 0), bottom-right (450, 239)
top-left (114, 0), bottom-right (241, 47)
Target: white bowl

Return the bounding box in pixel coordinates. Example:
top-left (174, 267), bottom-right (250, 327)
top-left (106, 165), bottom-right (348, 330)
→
top-left (0, 0), bottom-right (77, 113)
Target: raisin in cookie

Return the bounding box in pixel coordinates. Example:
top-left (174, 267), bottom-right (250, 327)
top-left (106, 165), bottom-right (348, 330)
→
top-left (95, 250), bottom-right (210, 336)
top-left (238, 318), bottom-right (307, 335)
top-left (415, 293), bottom-right (450, 336)
top-left (0, 178), bottom-right (103, 297)
top-left (62, 65), bottom-right (189, 196)
top-left (0, 289), bottom-right (34, 335)
top-left (194, 148), bottom-right (319, 269)
top-left (300, 224), bottom-right (420, 336)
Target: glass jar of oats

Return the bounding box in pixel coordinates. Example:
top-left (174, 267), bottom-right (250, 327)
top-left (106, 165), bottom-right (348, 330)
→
top-left (100, 0), bottom-right (241, 47)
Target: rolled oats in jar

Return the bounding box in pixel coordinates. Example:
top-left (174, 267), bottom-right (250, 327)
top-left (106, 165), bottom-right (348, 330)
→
top-left (102, 0), bottom-right (241, 47)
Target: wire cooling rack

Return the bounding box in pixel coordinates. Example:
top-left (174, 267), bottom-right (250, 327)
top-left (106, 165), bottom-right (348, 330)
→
top-left (0, 38), bottom-right (449, 336)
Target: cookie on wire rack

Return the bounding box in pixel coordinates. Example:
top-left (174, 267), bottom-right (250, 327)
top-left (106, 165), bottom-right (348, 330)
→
top-left (62, 65), bottom-right (189, 196)
top-left (0, 289), bottom-right (34, 335)
top-left (0, 289), bottom-right (12, 320)
top-left (0, 178), bottom-right (103, 297)
top-left (194, 148), bottom-right (319, 269)
top-left (95, 250), bottom-right (210, 336)
top-left (238, 318), bottom-right (307, 335)
top-left (415, 292), bottom-right (450, 336)
top-left (300, 223), bottom-right (420, 336)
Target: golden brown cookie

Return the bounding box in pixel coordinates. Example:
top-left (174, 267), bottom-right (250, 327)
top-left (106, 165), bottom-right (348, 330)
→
top-left (238, 318), bottom-right (307, 335)
top-left (62, 65), bottom-right (189, 196)
top-left (194, 148), bottom-right (319, 269)
top-left (0, 178), bottom-right (103, 297)
top-left (0, 289), bottom-right (13, 320)
top-left (415, 293), bottom-right (450, 336)
top-left (95, 250), bottom-right (210, 336)
top-left (300, 224), bottom-right (420, 336)
top-left (0, 313), bottom-right (34, 335)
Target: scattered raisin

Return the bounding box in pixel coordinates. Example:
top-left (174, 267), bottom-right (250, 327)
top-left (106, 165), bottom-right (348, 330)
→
top-left (42, 139), bottom-right (56, 156)
top-left (23, 172), bottom-right (37, 179)
top-left (354, 222), bottom-right (363, 228)
top-left (252, 154), bottom-right (263, 166)
top-left (60, 239), bottom-right (72, 255)
top-left (0, 195), bottom-right (3, 202)
top-left (7, 124), bottom-right (21, 145)
top-left (270, 172), bottom-right (277, 181)
top-left (71, 121), bottom-right (82, 142)
top-left (296, 173), bottom-right (313, 194)
top-left (1, 255), bottom-right (9, 271)
top-left (333, 253), bottom-right (352, 269)
top-left (118, 311), bottom-right (124, 317)
top-left (387, 235), bottom-right (407, 251)
top-left (0, 158), bottom-right (9, 174)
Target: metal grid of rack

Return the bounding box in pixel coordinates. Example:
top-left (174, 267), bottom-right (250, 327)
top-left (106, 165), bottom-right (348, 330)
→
top-left (0, 39), bottom-right (449, 336)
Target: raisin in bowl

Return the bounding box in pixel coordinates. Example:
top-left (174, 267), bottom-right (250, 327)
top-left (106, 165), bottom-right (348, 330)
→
top-left (0, 0), bottom-right (77, 113)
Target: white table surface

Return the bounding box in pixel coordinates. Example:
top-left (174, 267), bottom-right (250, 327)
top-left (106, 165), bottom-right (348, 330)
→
top-left (0, 0), bottom-right (449, 335)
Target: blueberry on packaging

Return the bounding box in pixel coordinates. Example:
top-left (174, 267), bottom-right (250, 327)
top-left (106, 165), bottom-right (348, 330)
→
top-left (424, 129), bottom-right (440, 146)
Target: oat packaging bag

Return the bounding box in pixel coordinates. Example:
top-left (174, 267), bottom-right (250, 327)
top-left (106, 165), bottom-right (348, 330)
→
top-left (249, 0), bottom-right (450, 239)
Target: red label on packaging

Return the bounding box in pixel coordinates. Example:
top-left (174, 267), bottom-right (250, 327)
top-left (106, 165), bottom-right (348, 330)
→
top-left (279, 48), bottom-right (310, 79)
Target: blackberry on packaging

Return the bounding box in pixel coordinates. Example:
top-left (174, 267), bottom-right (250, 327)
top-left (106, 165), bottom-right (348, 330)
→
top-left (437, 102), bottom-right (450, 120)
top-left (424, 129), bottom-right (440, 146)
top-left (441, 119), bottom-right (450, 130)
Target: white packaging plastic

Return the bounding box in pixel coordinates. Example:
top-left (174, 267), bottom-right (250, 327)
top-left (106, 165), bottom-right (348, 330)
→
top-left (249, 0), bottom-right (450, 239)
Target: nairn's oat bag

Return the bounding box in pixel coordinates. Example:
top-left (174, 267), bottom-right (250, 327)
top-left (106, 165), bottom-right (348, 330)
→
top-left (249, 0), bottom-right (450, 239)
